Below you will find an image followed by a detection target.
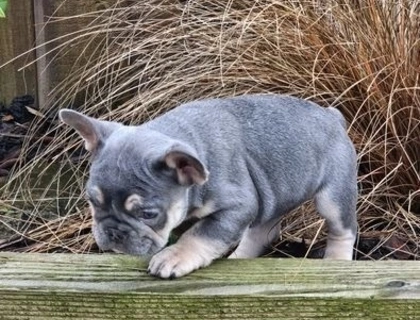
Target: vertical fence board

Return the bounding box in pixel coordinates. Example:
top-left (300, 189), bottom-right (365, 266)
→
top-left (33, 0), bottom-right (50, 109)
top-left (0, 0), bottom-right (113, 108)
top-left (34, 0), bottom-right (113, 109)
top-left (0, 0), bottom-right (36, 104)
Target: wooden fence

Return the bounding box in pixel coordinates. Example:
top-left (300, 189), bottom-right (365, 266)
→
top-left (0, 0), bottom-right (111, 106)
top-left (0, 0), bottom-right (36, 104)
top-left (0, 252), bottom-right (419, 319)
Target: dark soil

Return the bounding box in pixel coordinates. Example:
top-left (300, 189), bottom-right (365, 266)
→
top-left (0, 95), bottom-right (58, 239)
top-left (0, 95), bottom-right (59, 179)
top-left (0, 95), bottom-right (36, 177)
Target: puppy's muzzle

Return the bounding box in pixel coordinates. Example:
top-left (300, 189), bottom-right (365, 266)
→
top-left (104, 227), bottom-right (127, 242)
top-left (94, 219), bottom-right (159, 256)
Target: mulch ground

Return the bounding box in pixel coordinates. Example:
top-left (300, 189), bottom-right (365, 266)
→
top-left (0, 95), bottom-right (37, 177)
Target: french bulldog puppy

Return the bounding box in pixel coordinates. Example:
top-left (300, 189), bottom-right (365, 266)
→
top-left (60, 94), bottom-right (358, 279)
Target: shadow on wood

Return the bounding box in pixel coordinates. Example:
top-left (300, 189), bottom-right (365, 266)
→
top-left (0, 253), bottom-right (419, 319)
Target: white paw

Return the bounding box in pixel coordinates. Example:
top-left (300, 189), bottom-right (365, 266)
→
top-left (324, 232), bottom-right (356, 260)
top-left (147, 245), bottom-right (211, 279)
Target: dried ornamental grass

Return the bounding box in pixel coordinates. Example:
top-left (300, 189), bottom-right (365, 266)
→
top-left (0, 0), bottom-right (419, 258)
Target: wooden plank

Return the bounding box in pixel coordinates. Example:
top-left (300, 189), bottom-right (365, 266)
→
top-left (0, 253), bottom-right (419, 319)
top-left (0, 0), bottom-right (37, 103)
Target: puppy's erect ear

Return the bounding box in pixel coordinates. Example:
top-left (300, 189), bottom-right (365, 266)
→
top-left (59, 109), bottom-right (121, 152)
top-left (164, 144), bottom-right (209, 186)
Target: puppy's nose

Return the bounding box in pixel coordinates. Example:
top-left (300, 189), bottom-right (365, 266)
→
top-left (105, 227), bottom-right (126, 242)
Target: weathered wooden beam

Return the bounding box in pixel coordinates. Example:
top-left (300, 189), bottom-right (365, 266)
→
top-left (0, 253), bottom-right (419, 319)
top-left (0, 0), bottom-right (37, 103)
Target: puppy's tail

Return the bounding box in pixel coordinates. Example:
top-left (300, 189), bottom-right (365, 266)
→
top-left (327, 107), bottom-right (347, 129)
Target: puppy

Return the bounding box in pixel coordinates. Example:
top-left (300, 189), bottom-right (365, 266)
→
top-left (60, 94), bottom-right (358, 279)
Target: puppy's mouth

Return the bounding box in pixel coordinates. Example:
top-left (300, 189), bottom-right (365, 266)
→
top-left (92, 219), bottom-right (168, 256)
top-left (97, 233), bottom-right (162, 256)
top-left (100, 241), bottom-right (157, 256)
top-left (127, 237), bottom-right (161, 256)
top-left (111, 248), bottom-right (125, 254)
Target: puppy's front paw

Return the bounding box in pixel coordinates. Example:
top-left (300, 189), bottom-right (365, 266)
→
top-left (148, 245), bottom-right (211, 279)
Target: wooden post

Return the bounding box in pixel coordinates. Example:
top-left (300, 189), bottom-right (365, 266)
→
top-left (31, 0), bottom-right (114, 109)
top-left (0, 0), bottom-right (37, 104)
top-left (0, 252), bottom-right (419, 319)
top-left (33, 0), bottom-right (50, 109)
top-left (0, 0), bottom-right (114, 107)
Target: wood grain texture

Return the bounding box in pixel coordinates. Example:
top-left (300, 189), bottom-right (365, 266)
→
top-left (36, 0), bottom-right (113, 109)
top-left (0, 253), bottom-right (419, 319)
top-left (0, 0), bottom-right (36, 103)
top-left (0, 0), bottom-right (113, 106)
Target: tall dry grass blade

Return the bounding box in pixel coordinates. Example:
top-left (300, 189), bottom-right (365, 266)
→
top-left (1, 0), bottom-right (418, 258)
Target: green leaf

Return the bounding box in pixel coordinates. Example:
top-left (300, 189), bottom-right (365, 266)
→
top-left (0, 0), bottom-right (7, 18)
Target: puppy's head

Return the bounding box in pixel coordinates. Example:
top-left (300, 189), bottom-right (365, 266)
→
top-left (59, 109), bottom-right (208, 256)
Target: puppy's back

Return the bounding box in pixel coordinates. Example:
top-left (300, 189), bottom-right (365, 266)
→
top-left (149, 94), bottom-right (353, 164)
top-left (147, 94), bottom-right (356, 219)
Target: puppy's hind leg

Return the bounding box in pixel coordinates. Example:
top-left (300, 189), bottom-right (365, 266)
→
top-left (229, 219), bottom-right (280, 259)
top-left (315, 182), bottom-right (358, 260)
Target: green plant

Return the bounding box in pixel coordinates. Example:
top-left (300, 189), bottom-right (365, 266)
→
top-left (0, 0), bottom-right (7, 18)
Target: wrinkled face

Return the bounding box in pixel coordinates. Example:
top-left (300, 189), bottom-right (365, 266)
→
top-left (59, 108), bottom-right (208, 257)
top-left (87, 155), bottom-right (189, 256)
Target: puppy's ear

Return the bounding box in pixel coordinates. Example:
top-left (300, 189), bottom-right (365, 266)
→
top-left (164, 144), bottom-right (209, 186)
top-left (59, 109), bottom-right (121, 152)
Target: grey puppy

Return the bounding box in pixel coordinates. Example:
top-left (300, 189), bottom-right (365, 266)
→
top-left (60, 94), bottom-right (358, 279)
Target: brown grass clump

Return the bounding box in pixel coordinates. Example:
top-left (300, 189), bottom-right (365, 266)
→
top-left (1, 0), bottom-right (419, 259)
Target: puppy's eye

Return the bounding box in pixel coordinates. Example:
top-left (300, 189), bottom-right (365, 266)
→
top-left (86, 186), bottom-right (105, 207)
top-left (86, 195), bottom-right (99, 207)
top-left (142, 211), bottom-right (158, 219)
